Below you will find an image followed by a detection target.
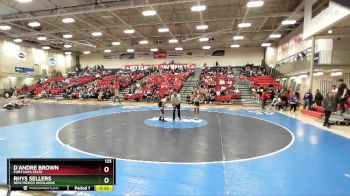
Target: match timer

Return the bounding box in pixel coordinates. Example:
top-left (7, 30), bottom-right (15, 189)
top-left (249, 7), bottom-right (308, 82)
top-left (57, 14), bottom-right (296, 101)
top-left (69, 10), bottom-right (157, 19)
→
top-left (7, 158), bottom-right (116, 191)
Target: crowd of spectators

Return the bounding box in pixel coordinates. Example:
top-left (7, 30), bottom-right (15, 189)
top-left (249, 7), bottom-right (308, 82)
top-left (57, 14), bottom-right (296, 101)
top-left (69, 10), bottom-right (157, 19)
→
top-left (189, 67), bottom-right (241, 104)
top-left (123, 67), bottom-right (194, 101)
top-left (240, 64), bottom-right (267, 77)
top-left (63, 69), bottom-right (146, 100)
top-left (268, 78), bottom-right (349, 126)
top-left (34, 65), bottom-right (106, 99)
top-left (10, 64), bottom-right (195, 102)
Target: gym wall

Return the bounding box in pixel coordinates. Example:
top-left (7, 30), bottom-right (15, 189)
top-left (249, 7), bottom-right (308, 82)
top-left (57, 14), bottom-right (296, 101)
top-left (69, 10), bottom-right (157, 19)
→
top-left (79, 47), bottom-right (264, 68)
top-left (0, 37), bottom-right (75, 92)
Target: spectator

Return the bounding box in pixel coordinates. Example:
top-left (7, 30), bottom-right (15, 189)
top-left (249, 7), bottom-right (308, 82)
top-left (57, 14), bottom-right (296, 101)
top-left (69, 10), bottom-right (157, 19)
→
top-left (239, 74), bottom-right (244, 81)
top-left (271, 94), bottom-right (280, 107)
top-left (257, 86), bottom-right (263, 103)
top-left (272, 95), bottom-right (284, 111)
top-left (322, 92), bottom-right (336, 128)
top-left (251, 87), bottom-right (257, 100)
top-left (261, 88), bottom-right (269, 110)
top-left (186, 94), bottom-right (191, 105)
top-left (303, 89), bottom-right (313, 110)
top-left (98, 90), bottom-right (104, 101)
top-left (331, 85), bottom-right (337, 93)
top-left (295, 90), bottom-right (300, 100)
top-left (22, 84), bottom-right (28, 91)
top-left (314, 89), bottom-right (323, 106)
top-left (289, 92), bottom-right (299, 113)
top-left (113, 88), bottom-right (121, 103)
top-left (280, 91), bottom-right (288, 110)
top-left (336, 79), bottom-right (348, 114)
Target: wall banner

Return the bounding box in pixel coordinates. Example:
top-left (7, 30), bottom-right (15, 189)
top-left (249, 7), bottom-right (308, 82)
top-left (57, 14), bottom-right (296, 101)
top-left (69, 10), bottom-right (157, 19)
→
top-left (17, 51), bottom-right (26, 61)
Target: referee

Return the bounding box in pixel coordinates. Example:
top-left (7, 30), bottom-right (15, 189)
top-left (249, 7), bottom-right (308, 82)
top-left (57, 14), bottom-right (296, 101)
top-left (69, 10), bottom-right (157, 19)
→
top-left (171, 91), bottom-right (181, 121)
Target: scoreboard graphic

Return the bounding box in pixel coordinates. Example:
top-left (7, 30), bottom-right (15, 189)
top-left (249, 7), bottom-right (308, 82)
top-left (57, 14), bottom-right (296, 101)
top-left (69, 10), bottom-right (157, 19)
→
top-left (7, 158), bottom-right (115, 191)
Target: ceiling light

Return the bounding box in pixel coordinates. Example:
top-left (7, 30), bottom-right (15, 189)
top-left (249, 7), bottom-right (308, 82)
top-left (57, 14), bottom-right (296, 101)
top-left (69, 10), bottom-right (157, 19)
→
top-left (269, 34), bottom-right (282, 38)
top-left (330, 72), bottom-right (342, 76)
top-left (16, 0), bottom-right (32, 3)
top-left (199, 37), bottom-right (209, 42)
top-left (65, 52), bottom-right (71, 55)
top-left (158, 27), bottom-right (169, 33)
top-left (231, 44), bottom-right (240, 48)
top-left (42, 46), bottom-right (50, 50)
top-left (331, 69), bottom-right (342, 72)
top-left (313, 72), bottom-right (324, 76)
top-left (13, 39), bottom-right (22, 43)
top-left (142, 10), bottom-right (157, 16)
top-left (202, 46), bottom-right (211, 50)
top-left (112, 41), bottom-right (121, 46)
top-left (104, 49), bottom-right (111, 53)
top-left (8, 77), bottom-right (17, 81)
top-left (0, 25), bottom-right (11, 30)
top-left (64, 44), bottom-right (72, 48)
top-left (175, 47), bottom-right (183, 51)
top-left (150, 48), bottom-right (158, 52)
top-left (238, 23), bottom-right (251, 28)
top-left (196, 25), bottom-right (208, 30)
top-left (83, 51), bottom-right (90, 54)
top-left (127, 49), bottom-right (134, 53)
top-left (63, 34), bottom-right (73, 39)
top-left (139, 40), bottom-right (149, 45)
top-left (328, 29), bottom-right (333, 34)
top-left (261, 43), bottom-right (271, 47)
top-left (28, 22), bottom-right (40, 27)
top-left (37, 36), bottom-right (47, 41)
top-left (247, 1), bottom-right (264, 7)
top-left (169, 39), bottom-right (178, 43)
top-left (191, 5), bottom-right (206, 12)
top-left (124, 29), bottom-right (135, 34)
top-left (300, 74), bottom-right (308, 79)
top-left (62, 18), bottom-right (75, 23)
top-left (282, 20), bottom-right (296, 25)
top-left (91, 32), bottom-right (102, 37)
top-left (233, 35), bottom-right (244, 40)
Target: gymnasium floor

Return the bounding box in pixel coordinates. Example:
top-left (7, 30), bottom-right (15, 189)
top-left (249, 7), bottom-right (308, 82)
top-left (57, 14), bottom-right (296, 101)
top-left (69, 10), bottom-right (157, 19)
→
top-left (1, 101), bottom-right (350, 195)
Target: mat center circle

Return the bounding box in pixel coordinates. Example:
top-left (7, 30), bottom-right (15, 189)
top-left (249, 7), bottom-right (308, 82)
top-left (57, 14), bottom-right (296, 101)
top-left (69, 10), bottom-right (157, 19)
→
top-left (144, 116), bottom-right (208, 129)
top-left (58, 110), bottom-right (293, 163)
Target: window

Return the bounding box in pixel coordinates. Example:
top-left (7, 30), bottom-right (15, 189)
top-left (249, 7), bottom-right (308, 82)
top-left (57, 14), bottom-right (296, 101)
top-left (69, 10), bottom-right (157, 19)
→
top-left (312, 0), bottom-right (330, 18)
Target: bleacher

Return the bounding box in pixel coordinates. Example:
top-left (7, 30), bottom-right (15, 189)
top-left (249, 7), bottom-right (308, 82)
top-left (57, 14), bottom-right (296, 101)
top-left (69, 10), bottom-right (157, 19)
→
top-left (196, 68), bottom-right (241, 104)
top-left (248, 76), bottom-right (282, 89)
top-left (301, 100), bottom-right (350, 124)
top-left (97, 73), bottom-right (144, 90)
top-left (16, 76), bottom-right (68, 96)
top-left (123, 71), bottom-right (191, 101)
top-left (301, 105), bottom-right (324, 118)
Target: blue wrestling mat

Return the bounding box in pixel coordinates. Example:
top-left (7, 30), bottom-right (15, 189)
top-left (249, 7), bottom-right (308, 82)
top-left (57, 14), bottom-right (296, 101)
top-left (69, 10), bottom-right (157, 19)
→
top-left (0, 104), bottom-right (349, 195)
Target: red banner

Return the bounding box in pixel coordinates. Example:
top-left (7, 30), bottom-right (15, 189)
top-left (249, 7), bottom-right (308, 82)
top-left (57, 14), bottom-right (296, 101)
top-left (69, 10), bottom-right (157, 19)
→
top-left (125, 64), bottom-right (196, 71)
top-left (153, 51), bottom-right (167, 59)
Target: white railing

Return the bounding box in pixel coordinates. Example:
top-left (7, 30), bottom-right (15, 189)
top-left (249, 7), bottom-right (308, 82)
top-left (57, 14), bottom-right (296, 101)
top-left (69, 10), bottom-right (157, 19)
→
top-left (315, 50), bottom-right (350, 65)
top-left (331, 50), bottom-right (350, 65)
top-left (275, 50), bottom-right (350, 74)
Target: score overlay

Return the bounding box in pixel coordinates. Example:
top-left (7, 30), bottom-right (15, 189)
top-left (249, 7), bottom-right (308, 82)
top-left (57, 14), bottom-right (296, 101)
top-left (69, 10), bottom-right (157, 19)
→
top-left (7, 158), bottom-right (115, 191)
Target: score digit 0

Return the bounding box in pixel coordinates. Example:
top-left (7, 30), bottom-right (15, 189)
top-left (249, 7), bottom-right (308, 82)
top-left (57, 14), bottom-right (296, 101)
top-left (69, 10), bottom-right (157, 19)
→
top-left (104, 177), bottom-right (109, 184)
top-left (104, 166), bottom-right (109, 173)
